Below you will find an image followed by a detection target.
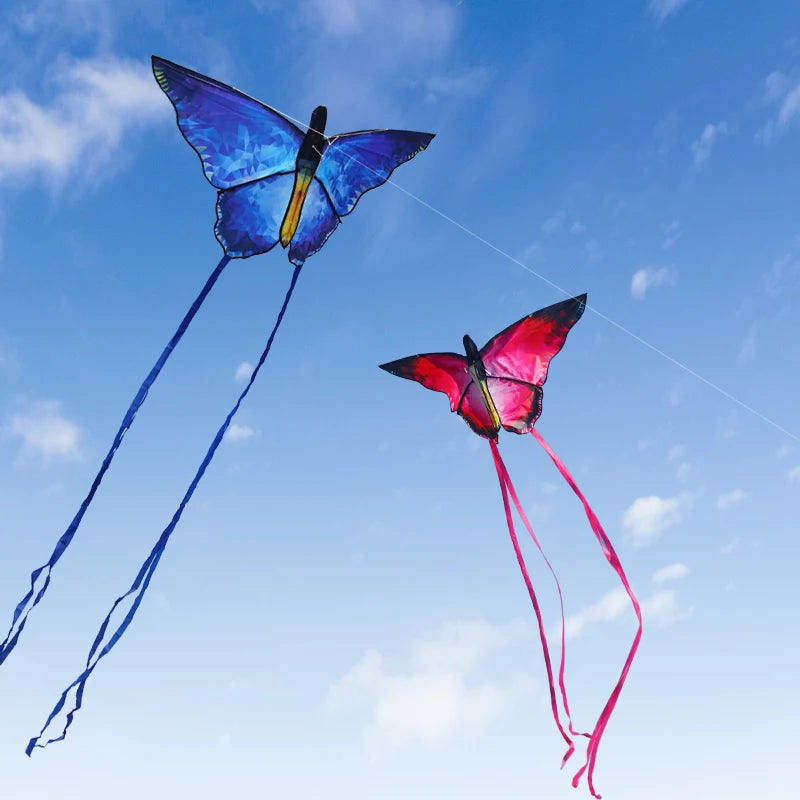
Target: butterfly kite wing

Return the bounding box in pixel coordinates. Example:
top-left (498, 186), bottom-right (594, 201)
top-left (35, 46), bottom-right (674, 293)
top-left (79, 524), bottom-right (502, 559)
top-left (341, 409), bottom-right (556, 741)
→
top-left (486, 377), bottom-right (544, 435)
top-left (456, 382), bottom-right (502, 439)
top-left (379, 353), bottom-right (470, 412)
top-left (316, 129), bottom-right (435, 216)
top-left (152, 55), bottom-right (304, 189)
top-left (480, 294), bottom-right (587, 387)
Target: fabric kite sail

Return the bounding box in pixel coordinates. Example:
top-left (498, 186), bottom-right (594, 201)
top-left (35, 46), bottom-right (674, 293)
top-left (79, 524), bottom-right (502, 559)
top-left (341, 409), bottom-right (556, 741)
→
top-left (9, 55), bottom-right (433, 749)
top-left (380, 294), bottom-right (641, 799)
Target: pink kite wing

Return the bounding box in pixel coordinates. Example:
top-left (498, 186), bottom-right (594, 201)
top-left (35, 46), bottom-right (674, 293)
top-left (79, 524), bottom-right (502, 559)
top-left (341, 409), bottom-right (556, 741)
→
top-left (379, 352), bottom-right (470, 411)
top-left (488, 377), bottom-right (544, 434)
top-left (480, 294), bottom-right (587, 386)
top-left (456, 382), bottom-right (498, 439)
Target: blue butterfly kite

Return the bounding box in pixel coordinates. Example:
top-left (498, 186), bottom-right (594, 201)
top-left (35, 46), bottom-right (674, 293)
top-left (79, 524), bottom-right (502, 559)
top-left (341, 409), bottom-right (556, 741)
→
top-left (152, 56), bottom-right (434, 264)
top-left (6, 56), bottom-right (433, 751)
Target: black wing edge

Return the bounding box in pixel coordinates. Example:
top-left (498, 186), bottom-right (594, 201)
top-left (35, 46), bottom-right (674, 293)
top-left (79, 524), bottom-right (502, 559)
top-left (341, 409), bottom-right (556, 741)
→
top-left (479, 292), bottom-right (588, 353)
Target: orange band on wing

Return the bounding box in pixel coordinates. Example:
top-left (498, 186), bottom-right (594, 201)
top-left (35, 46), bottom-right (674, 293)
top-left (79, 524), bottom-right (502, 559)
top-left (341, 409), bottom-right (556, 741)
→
top-left (280, 169), bottom-right (314, 246)
top-left (478, 379), bottom-right (502, 430)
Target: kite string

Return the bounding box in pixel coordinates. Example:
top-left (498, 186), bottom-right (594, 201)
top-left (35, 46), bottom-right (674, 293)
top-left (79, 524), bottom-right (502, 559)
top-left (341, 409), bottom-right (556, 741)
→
top-left (529, 428), bottom-right (642, 800)
top-left (287, 108), bottom-right (799, 445)
top-left (492, 445), bottom-right (589, 748)
top-left (26, 263), bottom-right (302, 755)
top-left (0, 254), bottom-right (232, 668)
top-left (488, 439), bottom-right (575, 762)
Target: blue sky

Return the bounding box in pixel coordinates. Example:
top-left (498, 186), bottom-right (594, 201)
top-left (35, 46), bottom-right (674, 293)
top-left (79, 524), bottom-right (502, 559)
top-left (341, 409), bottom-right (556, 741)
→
top-left (1, 0), bottom-right (799, 797)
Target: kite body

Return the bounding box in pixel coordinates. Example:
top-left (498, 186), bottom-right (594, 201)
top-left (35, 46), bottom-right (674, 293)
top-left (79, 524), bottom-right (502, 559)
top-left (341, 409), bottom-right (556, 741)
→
top-left (380, 294), bottom-right (586, 438)
top-left (381, 294), bottom-right (642, 799)
top-left (153, 56), bottom-right (435, 265)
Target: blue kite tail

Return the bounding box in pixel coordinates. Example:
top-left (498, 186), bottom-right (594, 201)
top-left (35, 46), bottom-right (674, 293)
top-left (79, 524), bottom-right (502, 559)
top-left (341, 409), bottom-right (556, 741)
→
top-left (1, 255), bottom-right (231, 669)
top-left (27, 264), bottom-right (302, 754)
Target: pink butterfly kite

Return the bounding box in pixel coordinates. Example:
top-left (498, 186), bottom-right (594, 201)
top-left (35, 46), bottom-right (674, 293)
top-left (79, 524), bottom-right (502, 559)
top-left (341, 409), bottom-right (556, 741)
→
top-left (380, 294), bottom-right (642, 798)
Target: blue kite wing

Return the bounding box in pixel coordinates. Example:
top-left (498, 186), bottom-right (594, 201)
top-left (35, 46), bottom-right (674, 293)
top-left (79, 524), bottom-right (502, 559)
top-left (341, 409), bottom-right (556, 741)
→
top-left (215, 173), bottom-right (293, 258)
top-left (216, 176), bottom-right (339, 266)
top-left (316, 129), bottom-right (435, 216)
top-left (288, 179), bottom-right (341, 266)
top-left (152, 56), bottom-right (304, 189)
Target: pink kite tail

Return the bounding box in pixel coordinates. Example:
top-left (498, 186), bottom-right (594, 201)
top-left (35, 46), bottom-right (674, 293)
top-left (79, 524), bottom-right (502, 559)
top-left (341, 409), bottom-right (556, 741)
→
top-left (489, 438), bottom-right (575, 762)
top-left (530, 427), bottom-right (642, 800)
top-left (493, 448), bottom-right (590, 757)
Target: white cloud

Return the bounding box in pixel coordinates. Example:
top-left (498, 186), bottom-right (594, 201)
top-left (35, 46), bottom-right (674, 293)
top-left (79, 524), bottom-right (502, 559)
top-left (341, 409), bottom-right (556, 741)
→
top-left (676, 462), bottom-right (691, 483)
top-left (737, 326), bottom-right (757, 364)
top-left (667, 444), bottom-right (686, 461)
top-left (583, 238), bottom-right (603, 263)
top-left (647, 0), bottom-right (690, 24)
top-left (0, 338), bottom-right (22, 375)
top-left (328, 619), bottom-right (533, 758)
top-left (425, 66), bottom-right (492, 100)
top-left (622, 494), bottom-right (688, 547)
top-left (691, 122), bottom-right (729, 167)
top-left (631, 266), bottom-right (675, 299)
top-left (563, 586), bottom-right (630, 640)
top-left (273, 0), bottom-right (461, 117)
top-left (763, 252), bottom-right (800, 295)
top-left (759, 71), bottom-right (800, 142)
top-left (234, 361), bottom-right (254, 382)
top-left (562, 567), bottom-right (689, 640)
top-left (652, 563), bottom-right (689, 584)
top-left (410, 619), bottom-right (528, 673)
top-left (788, 466), bottom-right (800, 484)
top-left (570, 221), bottom-right (586, 235)
top-left (541, 211), bottom-right (565, 234)
top-left (0, 56), bottom-right (166, 187)
top-left (721, 537), bottom-right (742, 555)
top-left (662, 219), bottom-right (680, 249)
top-left (641, 588), bottom-right (689, 627)
top-left (224, 423), bottom-right (257, 443)
top-left (4, 399), bottom-right (81, 463)
top-left (13, 0), bottom-right (113, 46)
top-left (716, 489), bottom-right (748, 510)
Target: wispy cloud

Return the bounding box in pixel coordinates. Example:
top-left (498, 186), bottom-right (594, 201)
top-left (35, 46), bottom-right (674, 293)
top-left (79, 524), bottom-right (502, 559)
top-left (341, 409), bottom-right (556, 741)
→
top-left (717, 489), bottom-right (748, 510)
top-left (631, 266), bottom-right (675, 299)
top-left (541, 210), bottom-right (565, 235)
top-left (763, 250), bottom-right (800, 295)
top-left (647, 0), bottom-right (690, 25)
top-left (737, 325), bottom-right (757, 364)
top-left (662, 219), bottom-right (681, 249)
top-left (691, 121), bottom-right (729, 167)
top-left (425, 66), bottom-right (492, 100)
top-left (4, 399), bottom-right (81, 463)
top-left (563, 586), bottom-right (631, 640)
top-left (271, 0), bottom-right (464, 117)
top-left (668, 444), bottom-right (686, 461)
top-left (676, 462), bottom-right (691, 483)
top-left (562, 564), bottom-right (690, 639)
top-left (721, 537), bottom-right (742, 555)
top-left (652, 562), bottom-right (689, 584)
top-left (328, 619), bottom-right (533, 758)
top-left (622, 493), bottom-right (689, 547)
top-left (224, 423), bottom-right (257, 443)
top-left (788, 465), bottom-right (800, 484)
top-left (234, 361), bottom-right (254, 382)
top-left (758, 70), bottom-right (800, 142)
top-left (0, 56), bottom-right (165, 188)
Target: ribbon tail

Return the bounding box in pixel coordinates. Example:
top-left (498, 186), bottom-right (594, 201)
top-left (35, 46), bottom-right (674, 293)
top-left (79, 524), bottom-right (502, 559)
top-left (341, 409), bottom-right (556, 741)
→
top-left (492, 446), bottom-right (589, 762)
top-left (1, 255), bottom-right (232, 668)
top-left (27, 264), bottom-right (301, 754)
top-left (530, 428), bottom-right (642, 800)
top-left (489, 439), bottom-right (574, 759)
